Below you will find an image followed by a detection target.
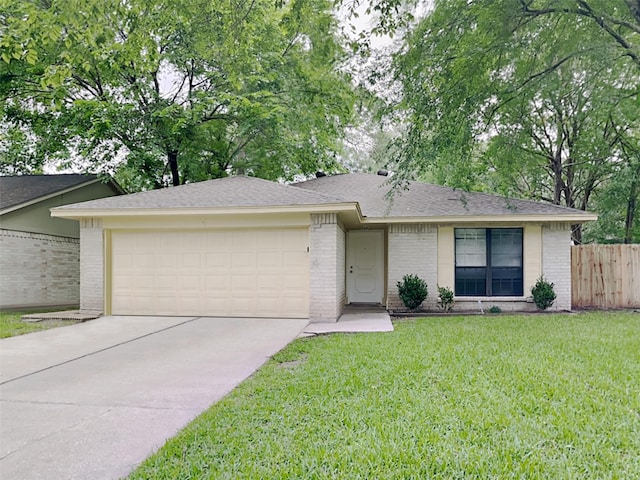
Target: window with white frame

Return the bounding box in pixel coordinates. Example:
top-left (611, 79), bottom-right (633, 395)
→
top-left (454, 228), bottom-right (523, 296)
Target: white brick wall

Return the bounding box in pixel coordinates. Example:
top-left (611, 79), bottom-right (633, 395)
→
top-left (0, 229), bottom-right (80, 308)
top-left (387, 224), bottom-right (438, 310)
top-left (309, 213), bottom-right (344, 321)
top-left (79, 219), bottom-right (104, 312)
top-left (336, 222), bottom-right (346, 309)
top-left (542, 223), bottom-right (572, 310)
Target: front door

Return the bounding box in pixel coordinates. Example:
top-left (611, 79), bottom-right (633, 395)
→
top-left (346, 230), bottom-right (384, 304)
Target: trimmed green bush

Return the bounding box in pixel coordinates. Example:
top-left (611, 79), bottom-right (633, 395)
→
top-left (531, 276), bottom-right (557, 310)
top-left (397, 274), bottom-right (428, 310)
top-left (437, 285), bottom-right (455, 312)
top-left (488, 305), bottom-right (502, 314)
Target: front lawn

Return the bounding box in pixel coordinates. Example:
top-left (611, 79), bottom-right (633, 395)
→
top-left (0, 310), bottom-right (80, 338)
top-left (130, 312), bottom-right (640, 479)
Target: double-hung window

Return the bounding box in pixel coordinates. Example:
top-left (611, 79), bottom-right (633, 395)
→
top-left (455, 228), bottom-right (523, 296)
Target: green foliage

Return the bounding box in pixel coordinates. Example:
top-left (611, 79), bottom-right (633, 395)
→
top-left (488, 305), bottom-right (502, 314)
top-left (437, 284), bottom-right (454, 312)
top-left (388, 0), bottom-right (640, 243)
top-left (396, 273), bottom-right (428, 310)
top-left (0, 0), bottom-right (357, 188)
top-left (531, 276), bottom-right (557, 310)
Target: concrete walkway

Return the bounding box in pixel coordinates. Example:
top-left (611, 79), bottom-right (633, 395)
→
top-left (303, 309), bottom-right (393, 335)
top-left (0, 316), bottom-right (308, 480)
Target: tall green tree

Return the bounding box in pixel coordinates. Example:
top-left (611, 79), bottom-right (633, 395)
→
top-left (0, 0), bottom-right (356, 189)
top-left (386, 0), bottom-right (640, 243)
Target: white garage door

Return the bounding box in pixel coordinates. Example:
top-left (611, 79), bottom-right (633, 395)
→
top-left (110, 229), bottom-right (309, 318)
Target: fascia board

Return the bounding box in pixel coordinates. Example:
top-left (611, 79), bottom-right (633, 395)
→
top-left (50, 202), bottom-right (363, 220)
top-left (361, 213), bottom-right (598, 224)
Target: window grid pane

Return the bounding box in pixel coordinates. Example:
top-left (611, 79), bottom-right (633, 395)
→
top-left (455, 228), bottom-right (486, 267)
top-left (491, 229), bottom-right (523, 267)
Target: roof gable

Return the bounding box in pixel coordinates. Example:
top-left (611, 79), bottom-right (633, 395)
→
top-left (0, 174), bottom-right (121, 212)
top-left (55, 175), bottom-right (346, 210)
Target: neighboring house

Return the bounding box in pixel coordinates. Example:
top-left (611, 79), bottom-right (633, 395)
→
top-left (0, 174), bottom-right (123, 309)
top-left (51, 173), bottom-right (596, 320)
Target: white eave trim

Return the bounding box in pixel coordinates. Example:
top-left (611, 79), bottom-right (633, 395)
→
top-left (50, 202), bottom-right (363, 220)
top-left (361, 213), bottom-right (598, 224)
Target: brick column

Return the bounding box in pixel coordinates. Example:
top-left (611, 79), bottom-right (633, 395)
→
top-left (80, 218), bottom-right (104, 312)
top-left (542, 223), bottom-right (572, 310)
top-left (309, 213), bottom-right (344, 321)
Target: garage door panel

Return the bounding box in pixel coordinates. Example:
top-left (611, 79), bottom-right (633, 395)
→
top-left (231, 252), bottom-right (255, 269)
top-left (131, 274), bottom-right (155, 291)
top-left (284, 251), bottom-right (307, 267)
top-left (206, 274), bottom-right (229, 291)
top-left (258, 252), bottom-right (282, 268)
top-left (232, 274), bottom-right (255, 290)
top-left (155, 276), bottom-right (178, 293)
top-left (178, 296), bottom-right (201, 312)
top-left (181, 253), bottom-right (201, 269)
top-left (205, 252), bottom-right (228, 269)
top-left (178, 274), bottom-right (201, 290)
top-left (111, 228), bottom-right (309, 318)
top-left (132, 253), bottom-right (155, 270)
top-left (257, 275), bottom-right (280, 290)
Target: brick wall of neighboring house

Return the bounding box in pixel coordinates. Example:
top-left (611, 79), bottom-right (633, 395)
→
top-left (542, 223), bottom-right (572, 311)
top-left (387, 224), bottom-right (438, 311)
top-left (79, 219), bottom-right (104, 312)
top-left (0, 228), bottom-right (80, 309)
top-left (309, 213), bottom-right (344, 321)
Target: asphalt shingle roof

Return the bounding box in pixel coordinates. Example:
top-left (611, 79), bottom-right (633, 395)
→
top-left (293, 173), bottom-right (592, 218)
top-left (53, 172), bottom-right (592, 219)
top-left (57, 175), bottom-right (346, 210)
top-left (0, 174), bottom-right (99, 211)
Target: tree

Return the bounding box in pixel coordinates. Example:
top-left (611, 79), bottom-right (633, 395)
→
top-left (386, 0), bottom-right (640, 243)
top-left (0, 0), bottom-right (356, 189)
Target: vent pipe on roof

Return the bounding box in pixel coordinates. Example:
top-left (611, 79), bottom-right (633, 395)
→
top-left (377, 169), bottom-right (389, 176)
top-left (316, 171), bottom-right (326, 178)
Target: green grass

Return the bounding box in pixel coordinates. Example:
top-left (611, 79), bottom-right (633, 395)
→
top-left (130, 312), bottom-right (640, 479)
top-left (0, 310), bottom-right (80, 338)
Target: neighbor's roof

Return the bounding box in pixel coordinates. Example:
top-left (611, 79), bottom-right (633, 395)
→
top-left (54, 175), bottom-right (347, 210)
top-left (294, 173), bottom-right (595, 219)
top-left (51, 173), bottom-right (596, 222)
top-left (0, 174), bottom-right (123, 214)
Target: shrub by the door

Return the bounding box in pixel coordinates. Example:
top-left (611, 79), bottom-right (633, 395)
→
top-left (397, 274), bottom-right (428, 310)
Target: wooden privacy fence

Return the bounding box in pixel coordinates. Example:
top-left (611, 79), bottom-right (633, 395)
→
top-left (572, 244), bottom-right (640, 309)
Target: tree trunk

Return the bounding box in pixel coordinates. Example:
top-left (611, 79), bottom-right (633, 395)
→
top-left (167, 151), bottom-right (180, 186)
top-left (571, 224), bottom-right (582, 245)
top-left (624, 174), bottom-right (638, 244)
top-left (551, 153), bottom-right (564, 205)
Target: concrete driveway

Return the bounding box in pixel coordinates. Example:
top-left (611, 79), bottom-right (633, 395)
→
top-left (0, 316), bottom-right (308, 479)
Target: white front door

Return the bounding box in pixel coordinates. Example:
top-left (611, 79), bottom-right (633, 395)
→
top-left (346, 230), bottom-right (384, 304)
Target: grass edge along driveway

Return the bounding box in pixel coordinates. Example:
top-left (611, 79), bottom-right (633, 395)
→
top-left (0, 310), bottom-right (80, 338)
top-left (130, 312), bottom-right (640, 479)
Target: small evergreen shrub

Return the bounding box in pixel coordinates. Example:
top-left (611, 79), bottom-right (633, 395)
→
top-left (397, 274), bottom-right (428, 310)
top-left (488, 305), bottom-right (502, 314)
top-left (531, 276), bottom-right (557, 310)
top-left (437, 285), bottom-right (455, 312)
